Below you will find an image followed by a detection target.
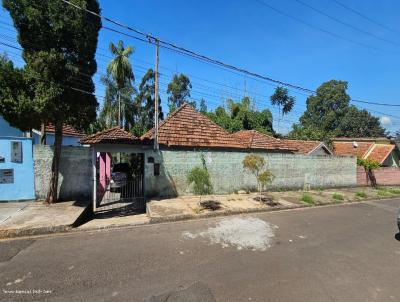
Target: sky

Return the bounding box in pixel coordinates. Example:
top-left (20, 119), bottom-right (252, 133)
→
top-left (1, 0), bottom-right (400, 134)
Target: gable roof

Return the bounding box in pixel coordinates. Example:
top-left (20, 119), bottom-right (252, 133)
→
top-left (282, 139), bottom-right (332, 155)
top-left (333, 139), bottom-right (396, 164)
top-left (332, 141), bottom-right (374, 158)
top-left (141, 103), bottom-right (246, 149)
top-left (368, 144), bottom-right (395, 164)
top-left (44, 124), bottom-right (83, 137)
top-left (80, 127), bottom-right (138, 145)
top-left (231, 130), bottom-right (297, 152)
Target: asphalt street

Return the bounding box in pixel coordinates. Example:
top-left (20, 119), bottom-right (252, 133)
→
top-left (1, 198), bottom-right (400, 302)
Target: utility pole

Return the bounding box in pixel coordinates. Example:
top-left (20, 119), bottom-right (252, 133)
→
top-left (154, 38), bottom-right (160, 150)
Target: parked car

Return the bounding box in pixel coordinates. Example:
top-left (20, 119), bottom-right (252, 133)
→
top-left (110, 163), bottom-right (131, 192)
top-left (397, 208), bottom-right (400, 232)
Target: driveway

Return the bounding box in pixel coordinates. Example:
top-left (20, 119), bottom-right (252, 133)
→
top-left (1, 198), bottom-right (400, 302)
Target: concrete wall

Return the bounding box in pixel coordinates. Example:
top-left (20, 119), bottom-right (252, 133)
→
top-left (144, 149), bottom-right (357, 198)
top-left (33, 145), bottom-right (92, 200)
top-left (357, 166), bottom-right (400, 186)
top-left (0, 137), bottom-right (35, 201)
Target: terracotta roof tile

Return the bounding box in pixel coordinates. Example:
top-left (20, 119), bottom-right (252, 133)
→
top-left (367, 144), bottom-right (395, 164)
top-left (333, 141), bottom-right (374, 157)
top-left (282, 139), bottom-right (330, 154)
top-left (141, 103), bottom-right (246, 149)
top-left (80, 127), bottom-right (138, 144)
top-left (232, 130), bottom-right (297, 152)
top-left (45, 124), bottom-right (83, 137)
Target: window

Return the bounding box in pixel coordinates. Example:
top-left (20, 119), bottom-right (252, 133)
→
top-left (147, 156), bottom-right (154, 164)
top-left (154, 163), bottom-right (160, 176)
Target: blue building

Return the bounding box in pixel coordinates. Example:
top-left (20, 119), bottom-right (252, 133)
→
top-left (0, 136), bottom-right (35, 201)
top-left (0, 116), bottom-right (82, 146)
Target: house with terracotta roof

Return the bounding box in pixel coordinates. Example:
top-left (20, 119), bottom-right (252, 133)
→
top-left (281, 139), bottom-right (332, 156)
top-left (80, 103), bottom-right (357, 212)
top-left (32, 124), bottom-right (83, 146)
top-left (333, 137), bottom-right (399, 167)
top-left (231, 130), bottom-right (297, 153)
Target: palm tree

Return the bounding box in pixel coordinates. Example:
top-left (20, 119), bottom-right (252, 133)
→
top-left (107, 40), bottom-right (134, 127)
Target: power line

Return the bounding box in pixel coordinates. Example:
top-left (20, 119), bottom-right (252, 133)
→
top-left (254, 0), bottom-right (384, 52)
top-left (331, 0), bottom-right (400, 36)
top-left (294, 0), bottom-right (400, 47)
top-left (60, 0), bottom-right (400, 109)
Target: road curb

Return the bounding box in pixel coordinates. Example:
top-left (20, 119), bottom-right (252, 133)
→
top-left (1, 196), bottom-right (398, 239)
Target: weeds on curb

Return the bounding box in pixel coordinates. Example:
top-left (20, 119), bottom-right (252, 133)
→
top-left (388, 188), bottom-right (400, 195)
top-left (355, 191), bottom-right (367, 199)
top-left (332, 193), bottom-right (344, 201)
top-left (377, 189), bottom-right (391, 197)
top-left (301, 193), bottom-right (315, 205)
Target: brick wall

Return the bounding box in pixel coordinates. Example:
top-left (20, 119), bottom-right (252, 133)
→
top-left (357, 166), bottom-right (400, 186)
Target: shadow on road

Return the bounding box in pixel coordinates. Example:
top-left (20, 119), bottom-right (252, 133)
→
top-left (395, 233), bottom-right (400, 241)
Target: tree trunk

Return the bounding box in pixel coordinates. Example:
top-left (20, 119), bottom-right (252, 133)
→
top-left (46, 123), bottom-right (63, 203)
top-left (366, 168), bottom-right (377, 188)
top-left (40, 123), bottom-right (46, 145)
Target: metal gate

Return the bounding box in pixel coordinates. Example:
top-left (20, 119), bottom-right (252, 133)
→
top-left (95, 176), bottom-right (145, 214)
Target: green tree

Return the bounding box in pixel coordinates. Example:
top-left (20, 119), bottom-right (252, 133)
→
top-left (199, 98), bottom-right (207, 114)
top-left (337, 106), bottom-right (385, 137)
top-left (300, 80), bottom-right (350, 133)
top-left (167, 73), bottom-right (192, 113)
top-left (1, 0), bottom-right (101, 203)
top-left (98, 74), bottom-right (137, 131)
top-left (207, 97), bottom-right (274, 134)
top-left (107, 40), bottom-right (134, 127)
top-left (0, 54), bottom-right (40, 131)
top-left (291, 80), bottom-right (386, 140)
top-left (132, 69), bottom-right (163, 136)
top-left (270, 86), bottom-right (295, 116)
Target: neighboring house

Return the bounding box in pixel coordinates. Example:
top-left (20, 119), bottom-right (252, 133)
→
top-left (231, 130), bottom-right (297, 153)
top-left (0, 116), bottom-right (23, 137)
top-left (281, 139), bottom-right (333, 156)
top-left (333, 137), bottom-right (399, 167)
top-left (0, 116), bottom-right (82, 146)
top-left (32, 124), bottom-right (83, 146)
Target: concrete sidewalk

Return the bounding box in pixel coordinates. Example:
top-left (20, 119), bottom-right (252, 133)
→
top-left (0, 200), bottom-right (90, 238)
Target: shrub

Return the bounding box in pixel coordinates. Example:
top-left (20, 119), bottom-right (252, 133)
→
top-left (357, 158), bottom-right (380, 188)
top-left (301, 193), bottom-right (315, 205)
top-left (242, 154), bottom-right (274, 192)
top-left (355, 191), bottom-right (367, 198)
top-left (332, 193), bottom-right (344, 201)
top-left (187, 167), bottom-right (212, 195)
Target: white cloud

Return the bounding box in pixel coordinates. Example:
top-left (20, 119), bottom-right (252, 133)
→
top-left (380, 116), bottom-right (392, 125)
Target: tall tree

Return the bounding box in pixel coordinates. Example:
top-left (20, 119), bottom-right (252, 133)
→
top-left (107, 40), bottom-right (134, 127)
top-left (207, 97), bottom-right (274, 134)
top-left (290, 80), bottom-right (386, 140)
top-left (199, 98), bottom-right (207, 114)
top-left (300, 80), bottom-right (350, 133)
top-left (167, 73), bottom-right (192, 113)
top-left (1, 0), bottom-right (101, 203)
top-left (270, 86), bottom-right (295, 116)
top-left (337, 106), bottom-right (385, 137)
top-left (98, 74), bottom-right (136, 130)
top-left (133, 69), bottom-right (163, 136)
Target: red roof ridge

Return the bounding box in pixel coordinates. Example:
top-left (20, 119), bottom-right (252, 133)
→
top-left (80, 126), bottom-right (138, 144)
top-left (141, 103), bottom-right (191, 140)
